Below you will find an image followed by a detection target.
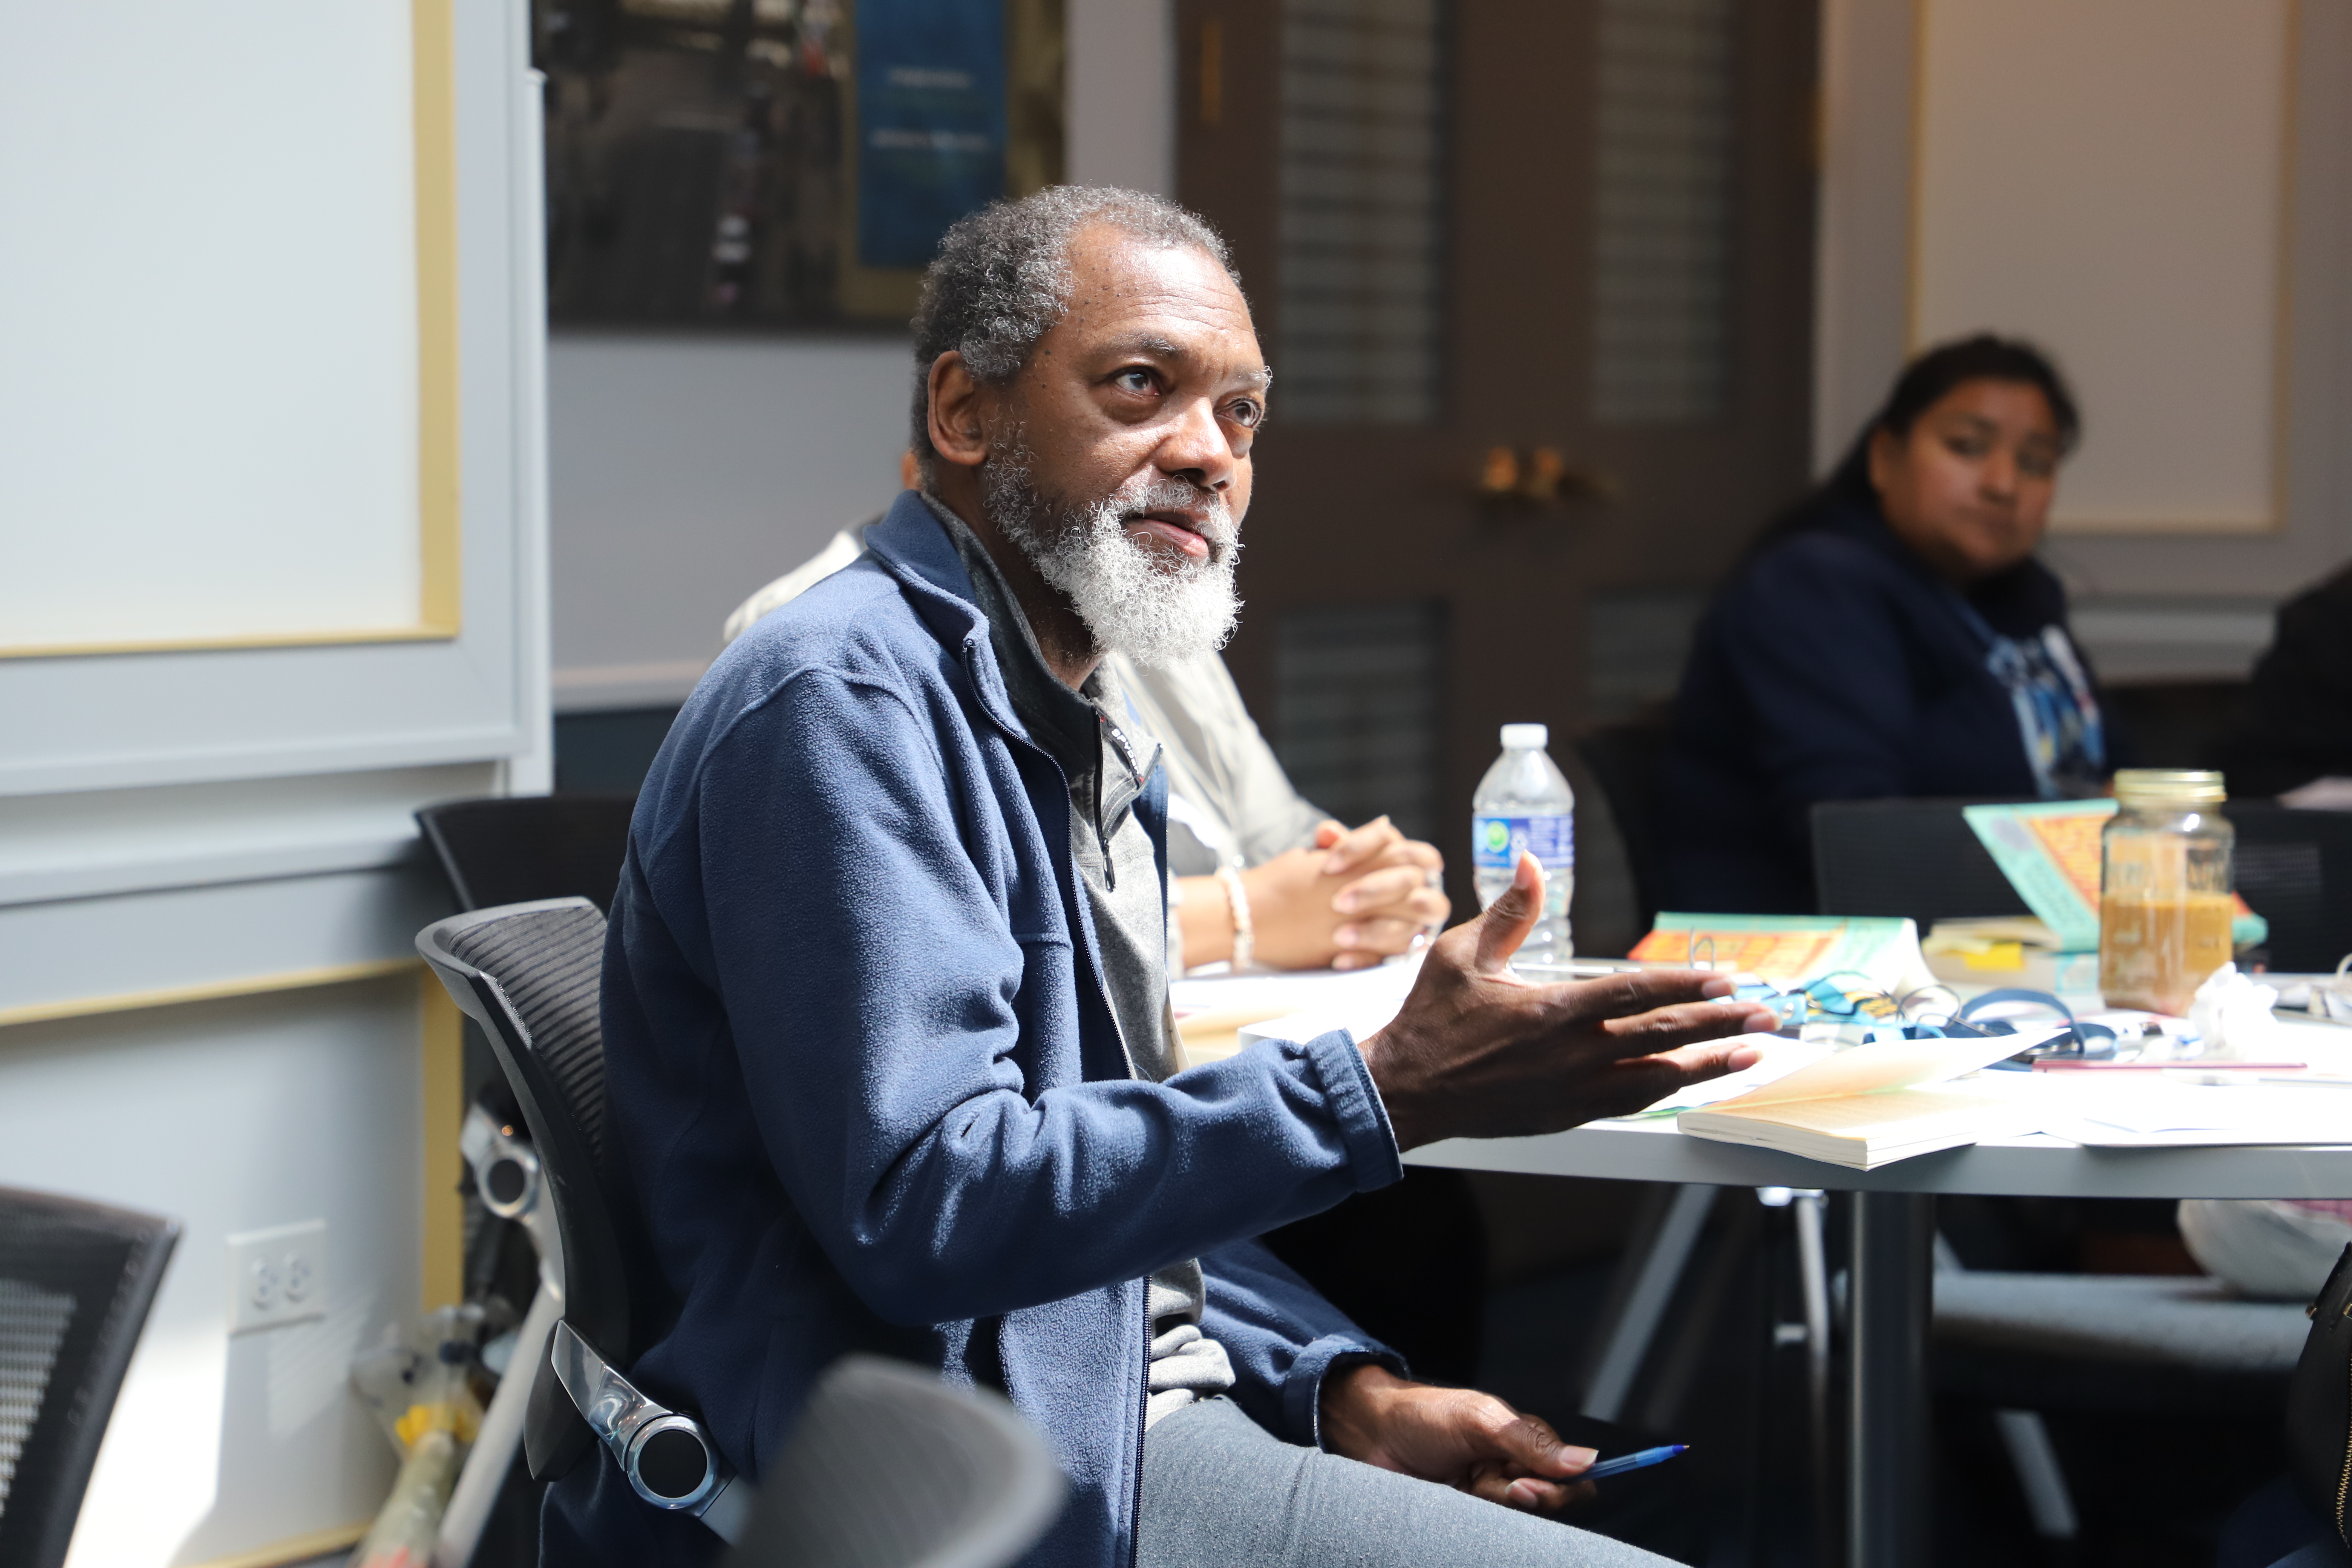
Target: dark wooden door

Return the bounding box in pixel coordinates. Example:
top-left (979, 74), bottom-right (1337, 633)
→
top-left (1179, 0), bottom-right (1818, 934)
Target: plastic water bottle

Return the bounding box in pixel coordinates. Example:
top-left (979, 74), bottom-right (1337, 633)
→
top-left (1472, 723), bottom-right (1575, 966)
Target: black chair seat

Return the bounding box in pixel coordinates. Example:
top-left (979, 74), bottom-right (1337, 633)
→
top-left (1933, 1271), bottom-right (2305, 1418)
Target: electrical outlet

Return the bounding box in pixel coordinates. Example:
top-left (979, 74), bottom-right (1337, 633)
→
top-left (227, 1220), bottom-right (326, 1334)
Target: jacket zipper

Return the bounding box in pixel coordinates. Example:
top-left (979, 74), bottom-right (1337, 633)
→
top-left (1129, 1284), bottom-right (1150, 1568)
top-left (962, 636), bottom-right (1153, 1561)
top-left (2337, 1345), bottom-right (2350, 1546)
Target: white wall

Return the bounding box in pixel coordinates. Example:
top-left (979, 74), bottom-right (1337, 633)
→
top-left (547, 335), bottom-right (913, 709)
top-left (1913, 0), bottom-right (2292, 536)
top-left (0, 985), bottom-right (427, 1564)
top-left (1067, 0), bottom-right (1176, 195)
top-left (0, 2), bottom-right (548, 1561)
top-left (1, 0), bottom-right (426, 646)
top-left (548, 0), bottom-right (1176, 711)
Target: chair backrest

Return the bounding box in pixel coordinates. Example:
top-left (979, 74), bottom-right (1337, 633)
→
top-left (727, 1356), bottom-right (1064, 1568)
top-left (416, 795), bottom-right (638, 914)
top-left (1811, 797), bottom-right (2352, 971)
top-left (1572, 718), bottom-right (1672, 933)
top-left (2101, 679), bottom-right (2248, 772)
top-left (2226, 802), bottom-right (2352, 973)
top-left (0, 1189), bottom-right (177, 1568)
top-left (1811, 798), bottom-right (2035, 925)
top-left (416, 897), bottom-right (623, 1481)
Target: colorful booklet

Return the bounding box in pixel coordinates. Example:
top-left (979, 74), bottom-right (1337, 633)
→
top-left (1962, 800), bottom-right (2267, 951)
top-left (1961, 800), bottom-right (2114, 951)
top-left (1627, 913), bottom-right (1937, 1003)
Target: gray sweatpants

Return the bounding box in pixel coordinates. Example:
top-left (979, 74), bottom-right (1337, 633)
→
top-left (1137, 1397), bottom-right (1679, 1568)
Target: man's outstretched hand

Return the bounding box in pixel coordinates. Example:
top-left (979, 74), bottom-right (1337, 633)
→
top-left (1359, 853), bottom-right (1781, 1150)
top-left (1321, 1363), bottom-right (1597, 1514)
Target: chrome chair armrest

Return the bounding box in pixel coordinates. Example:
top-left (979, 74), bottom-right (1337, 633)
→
top-left (549, 1319), bottom-right (748, 1540)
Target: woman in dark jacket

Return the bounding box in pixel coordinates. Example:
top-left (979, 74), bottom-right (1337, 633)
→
top-left (1658, 335), bottom-right (2113, 913)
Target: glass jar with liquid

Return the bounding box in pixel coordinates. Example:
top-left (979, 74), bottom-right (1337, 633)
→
top-left (2098, 769), bottom-right (2235, 1015)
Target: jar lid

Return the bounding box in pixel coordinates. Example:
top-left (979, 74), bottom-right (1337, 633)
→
top-left (2113, 768), bottom-right (2226, 806)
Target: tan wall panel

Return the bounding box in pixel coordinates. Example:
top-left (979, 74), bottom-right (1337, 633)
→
top-left (1912, 0), bottom-right (2293, 534)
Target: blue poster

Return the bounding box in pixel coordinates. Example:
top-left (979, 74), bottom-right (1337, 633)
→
top-left (856, 0), bottom-right (1007, 270)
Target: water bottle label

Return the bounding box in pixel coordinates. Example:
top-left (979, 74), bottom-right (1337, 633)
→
top-left (1472, 815), bottom-right (1573, 871)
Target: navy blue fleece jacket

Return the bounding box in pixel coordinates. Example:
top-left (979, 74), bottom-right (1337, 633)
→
top-left (547, 490), bottom-right (1406, 1564)
top-left (1657, 498), bottom-right (2109, 914)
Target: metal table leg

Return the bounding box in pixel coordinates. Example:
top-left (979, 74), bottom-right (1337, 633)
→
top-left (1847, 1191), bottom-right (1935, 1568)
top-left (1580, 1184), bottom-right (1717, 1423)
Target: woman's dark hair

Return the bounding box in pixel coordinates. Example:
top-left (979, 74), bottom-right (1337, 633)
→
top-left (1763, 333), bottom-right (2081, 544)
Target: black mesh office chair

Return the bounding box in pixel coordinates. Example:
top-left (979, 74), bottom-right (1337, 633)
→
top-left (0, 1189), bottom-right (178, 1568)
top-left (2226, 802), bottom-right (2352, 973)
top-left (419, 900), bottom-right (1066, 1557)
top-left (413, 799), bottom-right (635, 1565)
top-left (416, 795), bottom-right (637, 914)
top-left (415, 900), bottom-right (643, 1488)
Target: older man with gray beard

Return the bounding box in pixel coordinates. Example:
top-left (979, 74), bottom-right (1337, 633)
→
top-left (567, 187), bottom-right (1777, 1566)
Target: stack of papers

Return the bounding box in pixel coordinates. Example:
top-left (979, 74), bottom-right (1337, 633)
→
top-left (2046, 1083), bottom-right (2352, 1148)
top-left (1173, 959), bottom-right (1419, 1063)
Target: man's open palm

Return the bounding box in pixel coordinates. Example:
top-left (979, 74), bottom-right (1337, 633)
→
top-left (1358, 854), bottom-right (1781, 1149)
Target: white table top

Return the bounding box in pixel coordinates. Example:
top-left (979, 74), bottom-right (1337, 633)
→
top-left (1406, 1115), bottom-right (2352, 1200)
top-left (1409, 1018), bottom-right (2352, 1199)
top-left (1209, 960), bottom-right (2352, 1199)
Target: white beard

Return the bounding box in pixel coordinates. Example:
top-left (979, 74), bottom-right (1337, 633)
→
top-left (982, 441), bottom-right (1243, 670)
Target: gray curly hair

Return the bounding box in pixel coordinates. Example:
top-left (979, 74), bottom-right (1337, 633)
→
top-left (909, 186), bottom-right (1240, 472)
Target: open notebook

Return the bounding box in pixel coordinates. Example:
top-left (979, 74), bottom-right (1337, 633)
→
top-left (1676, 1029), bottom-right (2064, 1169)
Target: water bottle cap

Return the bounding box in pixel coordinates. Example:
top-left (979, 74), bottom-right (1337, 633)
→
top-left (1499, 723), bottom-right (1548, 749)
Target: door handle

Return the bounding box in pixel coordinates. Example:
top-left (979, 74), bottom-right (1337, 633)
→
top-left (1475, 445), bottom-right (1620, 505)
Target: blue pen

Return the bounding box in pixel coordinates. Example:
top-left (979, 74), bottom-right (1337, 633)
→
top-left (1578, 1444), bottom-right (1687, 1483)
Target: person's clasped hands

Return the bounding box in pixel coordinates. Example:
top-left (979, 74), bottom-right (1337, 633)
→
top-left (1242, 815), bottom-right (1450, 971)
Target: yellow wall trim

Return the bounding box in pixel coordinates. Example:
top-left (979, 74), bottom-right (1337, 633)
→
top-left (0, 623), bottom-right (458, 663)
top-left (181, 1519), bottom-right (369, 1568)
top-left (413, 0), bottom-right (464, 632)
top-left (0, 959), bottom-right (422, 1031)
top-left (419, 975), bottom-right (467, 1313)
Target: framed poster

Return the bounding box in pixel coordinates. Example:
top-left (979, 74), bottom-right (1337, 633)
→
top-left (537, 0), bottom-right (1063, 329)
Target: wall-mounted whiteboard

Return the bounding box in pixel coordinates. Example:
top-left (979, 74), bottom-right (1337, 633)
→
top-left (0, 0), bottom-right (452, 651)
top-left (1912, 0), bottom-right (2293, 534)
